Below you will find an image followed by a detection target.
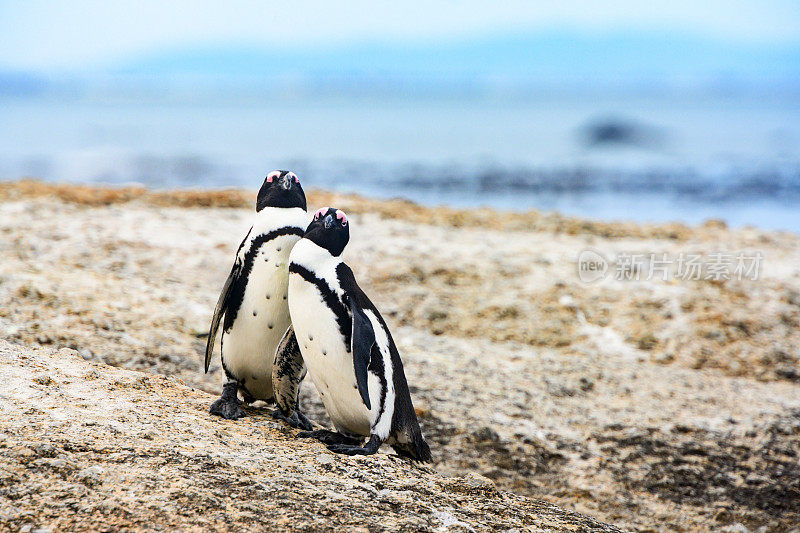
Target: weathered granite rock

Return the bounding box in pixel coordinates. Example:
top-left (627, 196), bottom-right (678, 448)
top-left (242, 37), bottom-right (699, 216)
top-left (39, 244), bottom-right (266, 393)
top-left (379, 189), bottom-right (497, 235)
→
top-left (1, 186), bottom-right (799, 531)
top-left (0, 341), bottom-right (620, 532)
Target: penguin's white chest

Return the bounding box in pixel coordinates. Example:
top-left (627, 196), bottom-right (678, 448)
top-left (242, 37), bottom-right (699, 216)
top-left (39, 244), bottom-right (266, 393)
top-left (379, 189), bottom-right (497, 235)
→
top-left (288, 273), bottom-right (372, 436)
top-left (221, 234), bottom-right (299, 399)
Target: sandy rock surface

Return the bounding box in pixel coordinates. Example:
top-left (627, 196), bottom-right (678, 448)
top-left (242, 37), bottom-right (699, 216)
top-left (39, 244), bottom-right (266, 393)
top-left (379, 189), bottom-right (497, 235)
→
top-left (1, 182), bottom-right (799, 531)
top-left (0, 340), bottom-right (619, 532)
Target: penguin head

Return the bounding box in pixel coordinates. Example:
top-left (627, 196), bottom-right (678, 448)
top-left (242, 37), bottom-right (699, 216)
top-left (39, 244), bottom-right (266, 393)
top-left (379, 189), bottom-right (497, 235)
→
top-left (256, 170), bottom-right (307, 211)
top-left (304, 207), bottom-right (350, 256)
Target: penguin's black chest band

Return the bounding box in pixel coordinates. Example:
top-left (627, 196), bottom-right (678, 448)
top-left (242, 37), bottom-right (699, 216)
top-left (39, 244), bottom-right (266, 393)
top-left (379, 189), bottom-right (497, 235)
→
top-left (288, 263), bottom-right (352, 349)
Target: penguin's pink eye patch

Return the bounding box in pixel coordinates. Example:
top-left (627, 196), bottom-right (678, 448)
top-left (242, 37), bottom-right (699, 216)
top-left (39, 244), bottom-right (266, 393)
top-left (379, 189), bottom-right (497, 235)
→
top-left (266, 173), bottom-right (276, 183)
top-left (293, 175), bottom-right (300, 183)
top-left (336, 210), bottom-right (347, 226)
top-left (314, 207), bottom-right (329, 220)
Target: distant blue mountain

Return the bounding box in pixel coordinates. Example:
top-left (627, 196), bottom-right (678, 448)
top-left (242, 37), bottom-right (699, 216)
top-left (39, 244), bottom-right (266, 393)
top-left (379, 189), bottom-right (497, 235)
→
top-left (0, 70), bottom-right (48, 96)
top-left (114, 30), bottom-right (800, 87)
top-left (2, 30), bottom-right (798, 98)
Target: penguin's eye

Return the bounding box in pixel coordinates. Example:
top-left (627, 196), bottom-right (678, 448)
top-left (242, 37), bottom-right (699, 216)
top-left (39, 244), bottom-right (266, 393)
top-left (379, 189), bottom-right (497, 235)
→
top-left (314, 207), bottom-right (328, 220)
top-left (336, 210), bottom-right (347, 226)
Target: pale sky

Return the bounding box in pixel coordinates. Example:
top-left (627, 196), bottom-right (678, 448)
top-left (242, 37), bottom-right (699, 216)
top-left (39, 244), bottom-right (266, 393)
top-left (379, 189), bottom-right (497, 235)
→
top-left (1, 0), bottom-right (799, 70)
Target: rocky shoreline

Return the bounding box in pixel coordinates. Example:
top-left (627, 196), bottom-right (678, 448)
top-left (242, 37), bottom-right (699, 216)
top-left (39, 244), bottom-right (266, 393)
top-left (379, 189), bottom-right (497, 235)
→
top-left (1, 340), bottom-right (622, 532)
top-left (1, 181), bottom-right (799, 531)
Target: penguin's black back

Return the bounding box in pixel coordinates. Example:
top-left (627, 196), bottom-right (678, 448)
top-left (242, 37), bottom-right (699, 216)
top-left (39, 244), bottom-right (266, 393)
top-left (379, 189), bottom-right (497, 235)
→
top-left (336, 263), bottom-right (432, 462)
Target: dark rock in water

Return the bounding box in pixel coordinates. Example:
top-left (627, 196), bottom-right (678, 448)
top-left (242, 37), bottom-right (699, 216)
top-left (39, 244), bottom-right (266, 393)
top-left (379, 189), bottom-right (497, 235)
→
top-left (583, 117), bottom-right (663, 148)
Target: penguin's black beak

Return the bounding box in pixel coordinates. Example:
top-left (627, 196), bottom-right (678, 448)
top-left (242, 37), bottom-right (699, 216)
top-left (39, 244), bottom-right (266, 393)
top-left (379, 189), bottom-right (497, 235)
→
top-left (278, 174), bottom-right (292, 190)
top-left (323, 214), bottom-right (334, 229)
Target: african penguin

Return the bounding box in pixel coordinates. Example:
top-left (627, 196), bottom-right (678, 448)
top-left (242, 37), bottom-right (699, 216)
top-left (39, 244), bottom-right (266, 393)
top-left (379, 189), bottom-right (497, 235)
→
top-left (274, 207), bottom-right (432, 461)
top-left (204, 170), bottom-right (311, 425)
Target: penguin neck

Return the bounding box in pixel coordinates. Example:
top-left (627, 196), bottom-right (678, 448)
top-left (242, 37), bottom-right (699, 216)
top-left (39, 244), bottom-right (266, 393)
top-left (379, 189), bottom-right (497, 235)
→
top-left (290, 238), bottom-right (341, 284)
top-left (252, 206), bottom-right (307, 234)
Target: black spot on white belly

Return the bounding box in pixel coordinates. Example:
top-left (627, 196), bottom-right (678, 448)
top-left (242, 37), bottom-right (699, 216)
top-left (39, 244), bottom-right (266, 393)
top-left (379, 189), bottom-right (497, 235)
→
top-left (276, 246), bottom-right (282, 252)
top-left (268, 323), bottom-right (274, 329)
top-left (253, 309), bottom-right (258, 316)
top-left (322, 349), bottom-right (327, 356)
top-left (266, 293), bottom-right (271, 299)
top-left (308, 334), bottom-right (313, 341)
top-left (283, 294), bottom-right (287, 300)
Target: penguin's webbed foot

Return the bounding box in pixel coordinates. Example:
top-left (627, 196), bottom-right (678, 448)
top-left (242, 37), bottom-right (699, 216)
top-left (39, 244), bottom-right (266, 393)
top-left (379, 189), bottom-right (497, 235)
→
top-left (292, 410), bottom-right (314, 431)
top-left (295, 429), bottom-right (361, 446)
top-left (210, 381), bottom-right (245, 419)
top-left (209, 398), bottom-right (246, 419)
top-left (326, 444), bottom-right (374, 456)
top-left (271, 409), bottom-right (314, 431)
top-left (327, 435), bottom-right (382, 457)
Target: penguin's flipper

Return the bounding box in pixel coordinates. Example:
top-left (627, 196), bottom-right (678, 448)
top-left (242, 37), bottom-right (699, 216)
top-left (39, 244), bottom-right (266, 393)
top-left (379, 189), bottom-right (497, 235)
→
top-left (337, 263), bottom-right (377, 410)
top-left (205, 226), bottom-right (253, 373)
top-left (204, 258), bottom-right (242, 373)
top-left (272, 326), bottom-right (309, 422)
top-left (349, 300), bottom-right (375, 410)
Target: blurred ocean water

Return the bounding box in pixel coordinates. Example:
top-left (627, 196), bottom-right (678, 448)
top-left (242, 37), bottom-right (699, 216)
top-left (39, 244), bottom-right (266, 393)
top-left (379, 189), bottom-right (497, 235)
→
top-left (1, 92), bottom-right (799, 231)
